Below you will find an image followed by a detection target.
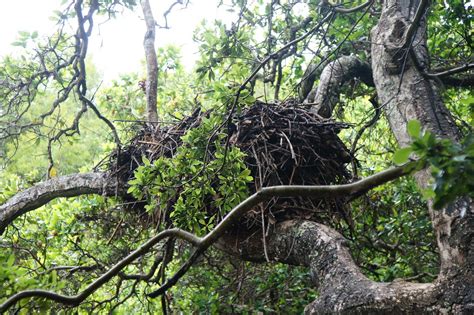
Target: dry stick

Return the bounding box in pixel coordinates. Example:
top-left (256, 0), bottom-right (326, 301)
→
top-left (217, 11), bottom-right (335, 170)
top-left (166, 12), bottom-right (334, 191)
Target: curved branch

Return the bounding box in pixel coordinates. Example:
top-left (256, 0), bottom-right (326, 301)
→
top-left (305, 55), bottom-right (374, 117)
top-left (0, 229), bottom-right (201, 312)
top-left (0, 172), bottom-right (119, 234)
top-left (425, 63), bottom-right (474, 87)
top-left (330, 0), bottom-right (374, 14)
top-left (220, 220), bottom-right (436, 314)
top-left (147, 162), bottom-right (417, 297)
top-left (1, 162), bottom-right (418, 310)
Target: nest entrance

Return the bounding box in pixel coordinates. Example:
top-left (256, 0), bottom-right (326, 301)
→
top-left (109, 100), bottom-right (354, 228)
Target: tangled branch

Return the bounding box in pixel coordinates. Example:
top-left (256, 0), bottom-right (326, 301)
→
top-left (0, 161), bottom-right (417, 311)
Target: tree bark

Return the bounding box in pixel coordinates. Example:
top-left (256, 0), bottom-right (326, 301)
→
top-left (224, 1), bottom-right (473, 313)
top-left (371, 0), bottom-right (472, 279)
top-left (220, 220), bottom-right (441, 314)
top-left (0, 172), bottom-right (119, 234)
top-left (141, 0), bottom-right (159, 125)
top-left (304, 56), bottom-right (374, 117)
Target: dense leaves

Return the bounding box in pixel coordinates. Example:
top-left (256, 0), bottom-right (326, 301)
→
top-left (394, 120), bottom-right (474, 209)
top-left (0, 0), bottom-right (472, 313)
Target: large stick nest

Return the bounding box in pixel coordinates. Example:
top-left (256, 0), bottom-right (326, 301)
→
top-left (107, 100), bottom-right (354, 228)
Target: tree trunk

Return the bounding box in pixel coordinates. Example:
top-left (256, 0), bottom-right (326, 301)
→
top-left (141, 0), bottom-right (159, 125)
top-left (370, 0), bottom-right (473, 311)
top-left (224, 0), bottom-right (473, 313)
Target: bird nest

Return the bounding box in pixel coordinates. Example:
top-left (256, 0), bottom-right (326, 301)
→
top-left (107, 100), bottom-right (354, 229)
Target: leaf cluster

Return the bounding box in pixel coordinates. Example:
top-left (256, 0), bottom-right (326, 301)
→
top-left (394, 120), bottom-right (474, 209)
top-left (127, 115), bottom-right (253, 234)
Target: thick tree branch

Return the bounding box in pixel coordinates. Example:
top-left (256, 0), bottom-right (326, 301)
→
top-left (221, 220), bottom-right (437, 314)
top-left (305, 55), bottom-right (374, 117)
top-left (0, 162), bottom-right (418, 310)
top-left (147, 162), bottom-right (417, 297)
top-left (0, 172), bottom-right (119, 234)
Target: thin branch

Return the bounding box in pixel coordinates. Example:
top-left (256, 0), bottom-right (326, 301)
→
top-left (426, 62), bottom-right (474, 78)
top-left (328, 0), bottom-right (374, 14)
top-left (402, 0), bottom-right (429, 50)
top-left (1, 162), bottom-right (418, 310)
top-left (156, 0), bottom-right (189, 29)
top-left (0, 229), bottom-right (201, 312)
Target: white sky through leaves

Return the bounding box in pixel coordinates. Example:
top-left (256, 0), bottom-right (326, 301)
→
top-left (0, 0), bottom-right (233, 82)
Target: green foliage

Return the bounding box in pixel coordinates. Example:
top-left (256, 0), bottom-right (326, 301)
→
top-left (171, 250), bottom-right (317, 313)
top-left (128, 115), bottom-right (252, 234)
top-left (338, 96), bottom-right (438, 283)
top-left (350, 177), bottom-right (438, 282)
top-left (428, 1), bottom-right (472, 67)
top-left (393, 120), bottom-right (474, 209)
top-left (0, 0), bottom-right (472, 313)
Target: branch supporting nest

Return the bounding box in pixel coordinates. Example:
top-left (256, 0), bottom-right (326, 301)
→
top-left (0, 172), bottom-right (120, 235)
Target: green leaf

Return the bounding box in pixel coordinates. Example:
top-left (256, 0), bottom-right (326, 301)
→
top-left (407, 120), bottom-right (421, 139)
top-left (393, 147), bottom-right (412, 165)
top-left (142, 156), bottom-right (151, 166)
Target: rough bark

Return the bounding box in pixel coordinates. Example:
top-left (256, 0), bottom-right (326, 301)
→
top-left (371, 0), bottom-right (472, 279)
top-left (224, 1), bottom-right (473, 313)
top-left (220, 220), bottom-right (440, 314)
top-left (368, 0), bottom-right (473, 312)
top-left (0, 172), bottom-right (119, 235)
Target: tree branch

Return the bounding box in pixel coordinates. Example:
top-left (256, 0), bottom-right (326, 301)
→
top-left (304, 55), bottom-right (374, 117)
top-left (402, 0), bottom-right (429, 51)
top-left (0, 229), bottom-right (201, 312)
top-left (220, 219), bottom-right (436, 314)
top-left (325, 0), bottom-right (375, 14)
top-left (427, 63), bottom-right (474, 78)
top-left (147, 162), bottom-right (417, 297)
top-left (1, 162), bottom-right (418, 310)
top-left (0, 172), bottom-right (119, 235)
